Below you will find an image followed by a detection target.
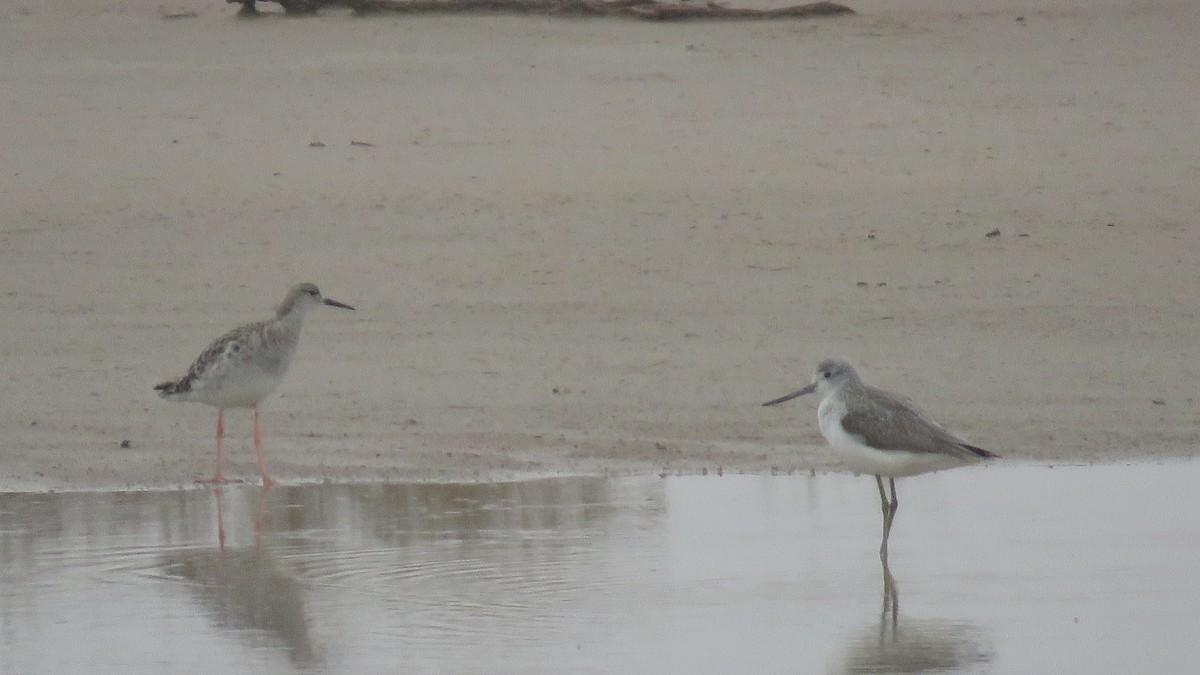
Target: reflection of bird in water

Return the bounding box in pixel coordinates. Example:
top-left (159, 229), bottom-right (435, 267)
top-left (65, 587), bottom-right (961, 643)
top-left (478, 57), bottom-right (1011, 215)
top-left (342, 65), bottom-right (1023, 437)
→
top-left (160, 487), bottom-right (318, 667)
top-left (831, 557), bottom-right (994, 674)
top-left (764, 358), bottom-right (997, 560)
top-left (210, 484), bottom-right (273, 551)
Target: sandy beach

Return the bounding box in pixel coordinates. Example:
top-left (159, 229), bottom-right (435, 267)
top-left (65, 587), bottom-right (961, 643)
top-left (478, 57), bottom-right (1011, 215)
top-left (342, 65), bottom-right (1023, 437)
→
top-left (1, 0), bottom-right (1197, 490)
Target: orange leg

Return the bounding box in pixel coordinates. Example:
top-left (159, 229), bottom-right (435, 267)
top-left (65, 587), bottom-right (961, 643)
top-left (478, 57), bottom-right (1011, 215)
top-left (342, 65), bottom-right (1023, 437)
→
top-left (197, 409), bottom-right (242, 486)
top-left (212, 408), bottom-right (228, 483)
top-left (213, 486), bottom-right (227, 552)
top-left (254, 408), bottom-right (277, 489)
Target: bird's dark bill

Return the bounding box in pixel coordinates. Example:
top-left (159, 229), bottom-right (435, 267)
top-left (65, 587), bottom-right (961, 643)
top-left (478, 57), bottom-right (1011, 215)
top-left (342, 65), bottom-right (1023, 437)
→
top-left (761, 382), bottom-right (816, 406)
top-left (324, 298), bottom-right (355, 311)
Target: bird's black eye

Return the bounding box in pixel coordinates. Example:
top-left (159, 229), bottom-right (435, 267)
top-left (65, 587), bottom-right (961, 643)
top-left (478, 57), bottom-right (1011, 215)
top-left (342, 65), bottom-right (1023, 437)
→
top-left (822, 371), bottom-right (831, 379)
top-left (308, 289), bottom-right (318, 296)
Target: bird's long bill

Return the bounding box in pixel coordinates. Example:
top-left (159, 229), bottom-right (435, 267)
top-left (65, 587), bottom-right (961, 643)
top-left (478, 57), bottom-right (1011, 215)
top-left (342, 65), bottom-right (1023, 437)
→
top-left (324, 298), bottom-right (355, 311)
top-left (761, 382), bottom-right (817, 407)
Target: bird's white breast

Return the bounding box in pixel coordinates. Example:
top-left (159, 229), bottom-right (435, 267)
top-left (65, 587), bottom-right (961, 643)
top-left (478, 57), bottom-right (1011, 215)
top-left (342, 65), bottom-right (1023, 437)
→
top-left (817, 394), bottom-right (858, 450)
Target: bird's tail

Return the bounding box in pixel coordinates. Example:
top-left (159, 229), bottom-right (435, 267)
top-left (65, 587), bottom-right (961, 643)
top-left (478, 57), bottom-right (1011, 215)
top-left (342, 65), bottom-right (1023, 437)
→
top-left (154, 377), bottom-right (191, 398)
top-left (960, 442), bottom-right (999, 460)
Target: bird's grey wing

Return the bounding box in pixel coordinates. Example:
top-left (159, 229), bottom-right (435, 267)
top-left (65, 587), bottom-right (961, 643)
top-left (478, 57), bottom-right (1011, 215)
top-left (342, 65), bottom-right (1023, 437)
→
top-left (841, 388), bottom-right (985, 459)
top-left (886, 391), bottom-right (997, 458)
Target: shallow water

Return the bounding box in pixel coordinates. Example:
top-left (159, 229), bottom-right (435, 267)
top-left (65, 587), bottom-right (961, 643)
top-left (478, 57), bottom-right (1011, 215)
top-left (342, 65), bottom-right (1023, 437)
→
top-left (0, 462), bottom-right (1195, 674)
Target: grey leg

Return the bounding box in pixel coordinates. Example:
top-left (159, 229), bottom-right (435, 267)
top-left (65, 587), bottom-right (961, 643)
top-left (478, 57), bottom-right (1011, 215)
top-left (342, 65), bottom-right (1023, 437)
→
top-left (877, 476), bottom-right (899, 561)
top-left (881, 553), bottom-right (898, 632)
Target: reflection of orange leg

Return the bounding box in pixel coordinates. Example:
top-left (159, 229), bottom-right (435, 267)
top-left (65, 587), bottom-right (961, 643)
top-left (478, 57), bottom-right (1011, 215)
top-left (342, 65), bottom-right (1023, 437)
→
top-left (197, 409), bottom-right (242, 485)
top-left (254, 408), bottom-right (277, 489)
top-left (213, 486), bottom-right (228, 552)
top-left (255, 484), bottom-right (272, 550)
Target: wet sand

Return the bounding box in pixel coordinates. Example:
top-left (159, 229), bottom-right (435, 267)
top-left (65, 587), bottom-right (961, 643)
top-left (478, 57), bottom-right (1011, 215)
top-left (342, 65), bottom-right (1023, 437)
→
top-left (1, 0), bottom-right (1198, 489)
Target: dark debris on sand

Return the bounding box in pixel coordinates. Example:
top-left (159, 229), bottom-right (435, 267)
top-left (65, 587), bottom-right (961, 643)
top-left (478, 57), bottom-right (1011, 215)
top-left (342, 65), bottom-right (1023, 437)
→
top-left (229, 0), bottom-right (853, 21)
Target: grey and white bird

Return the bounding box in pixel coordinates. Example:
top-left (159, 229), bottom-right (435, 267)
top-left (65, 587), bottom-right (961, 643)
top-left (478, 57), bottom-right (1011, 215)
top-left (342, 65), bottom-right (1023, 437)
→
top-left (155, 282), bottom-right (354, 487)
top-left (763, 357), bottom-right (997, 559)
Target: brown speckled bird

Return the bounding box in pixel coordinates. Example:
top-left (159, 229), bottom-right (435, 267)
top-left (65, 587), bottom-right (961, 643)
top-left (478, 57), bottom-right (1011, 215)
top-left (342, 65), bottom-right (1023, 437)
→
top-left (155, 283), bottom-right (354, 487)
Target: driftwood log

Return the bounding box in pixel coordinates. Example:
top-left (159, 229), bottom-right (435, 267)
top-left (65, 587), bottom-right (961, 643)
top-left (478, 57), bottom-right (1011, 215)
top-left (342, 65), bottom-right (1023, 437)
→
top-left (229, 0), bottom-right (854, 21)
